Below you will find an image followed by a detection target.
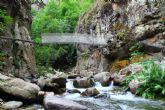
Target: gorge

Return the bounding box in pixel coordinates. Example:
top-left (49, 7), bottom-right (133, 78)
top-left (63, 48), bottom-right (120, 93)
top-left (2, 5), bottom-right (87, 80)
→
top-left (0, 0), bottom-right (165, 110)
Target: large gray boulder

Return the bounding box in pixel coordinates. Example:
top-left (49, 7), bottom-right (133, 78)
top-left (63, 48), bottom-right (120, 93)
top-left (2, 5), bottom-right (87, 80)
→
top-left (44, 95), bottom-right (88, 110)
top-left (0, 73), bottom-right (40, 100)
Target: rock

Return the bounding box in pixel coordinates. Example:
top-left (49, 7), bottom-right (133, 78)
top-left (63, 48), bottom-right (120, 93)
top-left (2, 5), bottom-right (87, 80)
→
top-left (73, 0), bottom-right (164, 76)
top-left (113, 64), bottom-right (143, 86)
top-left (80, 70), bottom-right (94, 77)
top-left (94, 93), bottom-right (110, 99)
top-left (0, 98), bottom-right (3, 105)
top-left (113, 75), bottom-right (125, 86)
top-left (67, 89), bottom-right (81, 94)
top-left (81, 88), bottom-right (100, 97)
top-left (73, 77), bottom-right (94, 88)
top-left (1, 101), bottom-right (23, 109)
top-left (119, 64), bottom-right (143, 76)
top-left (43, 82), bottom-right (65, 94)
top-left (44, 96), bottom-right (88, 110)
top-left (51, 77), bottom-right (67, 88)
top-left (68, 74), bottom-right (81, 79)
top-left (0, 74), bottom-right (40, 100)
top-left (128, 79), bottom-right (140, 94)
top-left (37, 77), bottom-right (66, 94)
top-left (94, 72), bottom-right (110, 86)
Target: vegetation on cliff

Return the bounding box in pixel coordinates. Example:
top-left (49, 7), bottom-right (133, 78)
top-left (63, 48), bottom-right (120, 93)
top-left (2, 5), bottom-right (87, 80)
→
top-left (0, 9), bottom-right (12, 33)
top-left (32, 0), bottom-right (93, 74)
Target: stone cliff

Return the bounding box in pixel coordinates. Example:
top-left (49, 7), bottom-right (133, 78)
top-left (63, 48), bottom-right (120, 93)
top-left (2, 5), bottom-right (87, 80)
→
top-left (0, 0), bottom-right (36, 79)
top-left (74, 0), bottom-right (165, 76)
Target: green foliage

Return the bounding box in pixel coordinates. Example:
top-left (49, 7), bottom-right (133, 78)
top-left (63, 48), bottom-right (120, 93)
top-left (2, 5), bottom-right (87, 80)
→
top-left (0, 9), bottom-right (12, 33)
top-left (0, 51), bottom-right (7, 66)
top-left (32, 0), bottom-right (93, 71)
top-left (129, 42), bottom-right (143, 56)
top-left (123, 60), bottom-right (165, 99)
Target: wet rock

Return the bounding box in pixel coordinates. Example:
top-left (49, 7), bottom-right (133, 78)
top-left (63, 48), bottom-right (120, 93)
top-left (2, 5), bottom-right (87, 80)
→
top-left (51, 77), bottom-right (67, 88)
top-left (1, 101), bottom-right (23, 109)
top-left (0, 74), bottom-right (40, 100)
top-left (73, 77), bottom-right (94, 88)
top-left (94, 93), bottom-right (110, 99)
top-left (94, 72), bottom-right (110, 87)
top-left (67, 89), bottom-right (81, 94)
top-left (0, 98), bottom-right (3, 105)
top-left (81, 88), bottom-right (100, 97)
top-left (44, 96), bottom-right (88, 110)
top-left (68, 74), bottom-right (81, 79)
top-left (128, 79), bottom-right (140, 94)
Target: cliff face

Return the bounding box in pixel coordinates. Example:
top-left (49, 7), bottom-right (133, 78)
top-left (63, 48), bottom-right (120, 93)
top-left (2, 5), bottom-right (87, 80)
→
top-left (0, 0), bottom-right (36, 78)
top-left (74, 0), bottom-right (165, 76)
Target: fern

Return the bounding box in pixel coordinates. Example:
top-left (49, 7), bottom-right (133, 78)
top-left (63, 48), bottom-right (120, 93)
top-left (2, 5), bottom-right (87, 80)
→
top-left (124, 60), bottom-right (165, 99)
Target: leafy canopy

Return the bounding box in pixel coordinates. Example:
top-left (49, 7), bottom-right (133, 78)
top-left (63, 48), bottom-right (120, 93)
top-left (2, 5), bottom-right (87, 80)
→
top-left (32, 0), bottom-right (93, 72)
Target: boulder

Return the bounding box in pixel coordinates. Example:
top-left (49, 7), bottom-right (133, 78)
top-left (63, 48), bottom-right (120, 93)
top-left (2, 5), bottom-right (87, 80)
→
top-left (119, 64), bottom-right (143, 76)
top-left (113, 64), bottom-right (143, 85)
top-left (37, 77), bottom-right (66, 94)
top-left (0, 98), bottom-right (3, 105)
top-left (0, 74), bottom-right (40, 100)
top-left (94, 72), bottom-right (110, 86)
top-left (81, 88), bottom-right (100, 97)
top-left (51, 77), bottom-right (67, 88)
top-left (68, 74), bottom-right (81, 79)
top-left (1, 101), bottom-right (23, 109)
top-left (44, 96), bottom-right (88, 110)
top-left (73, 77), bottom-right (94, 88)
top-left (128, 79), bottom-right (140, 94)
top-left (113, 75), bottom-right (125, 86)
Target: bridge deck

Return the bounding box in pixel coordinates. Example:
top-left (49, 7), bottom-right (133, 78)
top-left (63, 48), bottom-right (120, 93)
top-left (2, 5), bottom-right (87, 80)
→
top-left (42, 33), bottom-right (107, 45)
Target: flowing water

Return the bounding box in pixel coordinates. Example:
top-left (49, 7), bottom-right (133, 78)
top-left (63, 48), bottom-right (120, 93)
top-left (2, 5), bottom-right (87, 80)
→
top-left (34, 79), bottom-right (165, 110)
top-left (61, 79), bottom-right (165, 110)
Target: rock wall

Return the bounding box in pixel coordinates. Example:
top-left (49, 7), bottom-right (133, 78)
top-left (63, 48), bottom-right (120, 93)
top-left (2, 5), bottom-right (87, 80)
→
top-left (0, 0), bottom-right (36, 79)
top-left (74, 0), bottom-right (165, 76)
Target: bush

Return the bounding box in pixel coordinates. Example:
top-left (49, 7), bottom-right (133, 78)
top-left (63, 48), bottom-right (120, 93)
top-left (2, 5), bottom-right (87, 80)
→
top-left (123, 60), bottom-right (165, 99)
top-left (0, 9), bottom-right (12, 33)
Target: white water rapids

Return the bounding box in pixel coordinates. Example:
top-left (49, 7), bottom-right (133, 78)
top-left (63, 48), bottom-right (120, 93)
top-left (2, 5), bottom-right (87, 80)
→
top-left (62, 79), bottom-right (165, 110)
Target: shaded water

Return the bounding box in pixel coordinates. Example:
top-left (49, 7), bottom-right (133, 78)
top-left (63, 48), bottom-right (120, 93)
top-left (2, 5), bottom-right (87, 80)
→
top-left (63, 79), bottom-right (165, 110)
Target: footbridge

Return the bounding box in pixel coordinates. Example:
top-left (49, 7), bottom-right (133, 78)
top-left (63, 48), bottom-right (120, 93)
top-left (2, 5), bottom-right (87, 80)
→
top-left (41, 33), bottom-right (109, 46)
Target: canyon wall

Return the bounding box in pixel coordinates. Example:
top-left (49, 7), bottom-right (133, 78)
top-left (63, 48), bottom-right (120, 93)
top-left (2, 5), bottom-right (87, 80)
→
top-left (74, 0), bottom-right (165, 76)
top-left (0, 0), bottom-right (36, 79)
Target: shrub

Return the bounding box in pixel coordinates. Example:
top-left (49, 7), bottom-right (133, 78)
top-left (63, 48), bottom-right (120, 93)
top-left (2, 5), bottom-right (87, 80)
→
top-left (123, 60), bottom-right (165, 99)
top-left (0, 9), bottom-right (12, 33)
